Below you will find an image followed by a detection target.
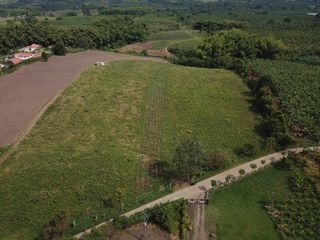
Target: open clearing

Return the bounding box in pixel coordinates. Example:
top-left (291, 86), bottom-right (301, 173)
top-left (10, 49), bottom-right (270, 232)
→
top-left (206, 166), bottom-right (291, 240)
top-left (0, 51), bottom-right (165, 148)
top-left (0, 61), bottom-right (261, 239)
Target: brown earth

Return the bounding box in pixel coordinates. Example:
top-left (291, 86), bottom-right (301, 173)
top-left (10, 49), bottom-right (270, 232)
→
top-left (0, 50), bottom-right (166, 148)
top-left (118, 41), bottom-right (174, 58)
top-left (118, 41), bottom-right (156, 53)
top-left (110, 223), bottom-right (173, 240)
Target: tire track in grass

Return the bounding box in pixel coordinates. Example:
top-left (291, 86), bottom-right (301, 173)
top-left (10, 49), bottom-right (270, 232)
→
top-left (136, 66), bottom-right (167, 191)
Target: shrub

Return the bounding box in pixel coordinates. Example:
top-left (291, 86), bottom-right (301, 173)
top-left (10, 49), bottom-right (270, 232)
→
top-left (265, 137), bottom-right (277, 151)
top-left (113, 216), bottom-right (130, 230)
top-left (236, 143), bottom-right (257, 157)
top-left (142, 49), bottom-right (149, 56)
top-left (211, 179), bottom-right (217, 187)
top-left (41, 52), bottom-right (49, 62)
top-left (206, 151), bottom-right (227, 170)
top-left (66, 11), bottom-right (77, 17)
top-left (53, 42), bottom-right (66, 56)
top-left (225, 174), bottom-right (234, 183)
top-left (172, 138), bottom-right (207, 182)
top-left (40, 211), bottom-right (70, 240)
top-left (78, 37), bottom-right (91, 49)
top-left (239, 169), bottom-right (245, 175)
top-left (250, 163), bottom-right (257, 169)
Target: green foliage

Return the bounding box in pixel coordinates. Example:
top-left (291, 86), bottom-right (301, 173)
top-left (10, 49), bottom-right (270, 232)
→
top-left (250, 163), bottom-right (257, 169)
top-left (193, 20), bottom-right (246, 33)
top-left (99, 7), bottom-right (149, 16)
top-left (172, 138), bottom-right (207, 182)
top-left (197, 29), bottom-right (284, 68)
top-left (236, 144), bottom-right (257, 157)
top-left (112, 200), bottom-right (190, 238)
top-left (53, 42), bottom-right (66, 56)
top-left (205, 151), bottom-right (227, 171)
top-left (211, 179), bottom-right (217, 187)
top-left (66, 11), bottom-right (77, 17)
top-left (39, 211), bottom-right (70, 240)
top-left (155, 200), bottom-right (190, 237)
top-left (265, 137), bottom-right (277, 151)
top-left (265, 153), bottom-right (320, 240)
top-left (41, 52), bottom-right (49, 62)
top-left (77, 37), bottom-right (91, 49)
top-left (239, 169), bottom-right (245, 175)
top-left (0, 17), bottom-right (147, 54)
top-left (252, 59), bottom-right (320, 139)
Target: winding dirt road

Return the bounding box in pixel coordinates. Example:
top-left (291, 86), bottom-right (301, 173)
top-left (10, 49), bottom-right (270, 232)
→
top-left (0, 51), bottom-right (166, 148)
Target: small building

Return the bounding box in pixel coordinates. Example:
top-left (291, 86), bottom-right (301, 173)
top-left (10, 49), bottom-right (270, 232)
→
top-left (14, 52), bottom-right (35, 60)
top-left (19, 44), bottom-right (41, 53)
top-left (307, 12), bottom-right (319, 16)
top-left (95, 62), bottom-right (105, 66)
top-left (7, 58), bottom-right (23, 66)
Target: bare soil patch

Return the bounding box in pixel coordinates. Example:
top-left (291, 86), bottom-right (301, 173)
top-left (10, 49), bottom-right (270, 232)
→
top-left (147, 48), bottom-right (174, 58)
top-left (118, 41), bottom-right (174, 58)
top-left (118, 41), bottom-right (156, 53)
top-left (0, 50), bottom-right (166, 147)
top-left (110, 223), bottom-right (173, 240)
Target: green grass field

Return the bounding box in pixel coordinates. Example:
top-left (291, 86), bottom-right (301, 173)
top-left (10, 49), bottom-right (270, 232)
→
top-left (146, 30), bottom-right (205, 51)
top-left (206, 166), bottom-right (291, 240)
top-left (0, 61), bottom-right (261, 239)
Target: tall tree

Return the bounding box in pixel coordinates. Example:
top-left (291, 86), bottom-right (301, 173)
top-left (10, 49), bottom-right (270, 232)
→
top-left (172, 138), bottom-right (206, 182)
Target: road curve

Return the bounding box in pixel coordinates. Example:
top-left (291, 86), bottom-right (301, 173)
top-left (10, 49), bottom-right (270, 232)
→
top-left (0, 51), bottom-right (166, 148)
top-left (74, 146), bottom-right (319, 239)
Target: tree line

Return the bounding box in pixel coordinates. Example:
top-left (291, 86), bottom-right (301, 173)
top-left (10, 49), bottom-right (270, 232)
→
top-left (0, 17), bottom-right (147, 55)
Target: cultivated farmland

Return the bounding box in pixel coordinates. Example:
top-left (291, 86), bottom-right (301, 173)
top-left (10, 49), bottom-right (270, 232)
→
top-left (252, 60), bottom-right (320, 137)
top-left (0, 61), bottom-right (261, 239)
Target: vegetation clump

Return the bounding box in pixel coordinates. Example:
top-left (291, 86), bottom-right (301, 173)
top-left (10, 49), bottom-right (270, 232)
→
top-left (172, 139), bottom-right (228, 183)
top-left (265, 151), bottom-right (320, 240)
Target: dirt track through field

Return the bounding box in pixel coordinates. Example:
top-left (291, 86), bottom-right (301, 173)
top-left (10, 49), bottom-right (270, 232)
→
top-left (0, 50), bottom-right (166, 148)
top-left (188, 205), bottom-right (207, 240)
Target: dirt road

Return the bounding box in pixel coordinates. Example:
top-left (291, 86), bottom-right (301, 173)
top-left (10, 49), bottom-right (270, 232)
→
top-left (74, 146), bottom-right (319, 239)
top-left (0, 51), bottom-right (166, 148)
top-left (188, 205), bottom-right (207, 240)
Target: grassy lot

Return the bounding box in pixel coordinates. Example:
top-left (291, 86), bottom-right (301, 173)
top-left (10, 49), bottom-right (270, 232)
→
top-left (0, 61), bottom-right (261, 239)
top-left (44, 15), bottom-right (107, 27)
top-left (206, 166), bottom-right (291, 240)
top-left (147, 30), bottom-right (204, 50)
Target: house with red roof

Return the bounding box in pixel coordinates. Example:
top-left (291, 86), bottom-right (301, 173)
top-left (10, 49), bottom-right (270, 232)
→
top-left (19, 44), bottom-right (41, 53)
top-left (7, 58), bottom-right (23, 66)
top-left (14, 52), bottom-right (35, 60)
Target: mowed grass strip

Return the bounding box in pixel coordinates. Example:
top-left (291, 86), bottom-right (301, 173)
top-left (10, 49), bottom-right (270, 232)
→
top-left (206, 167), bottom-right (291, 240)
top-left (0, 61), bottom-right (261, 239)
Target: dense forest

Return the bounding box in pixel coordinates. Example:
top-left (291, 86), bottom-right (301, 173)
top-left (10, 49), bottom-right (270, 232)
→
top-left (0, 17), bottom-right (147, 54)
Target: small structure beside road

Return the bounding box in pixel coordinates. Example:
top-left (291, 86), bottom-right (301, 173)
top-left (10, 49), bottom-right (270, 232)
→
top-left (7, 43), bottom-right (41, 66)
top-left (95, 62), bottom-right (105, 66)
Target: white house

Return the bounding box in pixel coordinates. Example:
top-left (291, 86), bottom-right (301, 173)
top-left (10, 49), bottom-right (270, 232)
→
top-left (307, 12), bottom-right (319, 16)
top-left (14, 52), bottom-right (35, 60)
top-left (19, 44), bottom-right (41, 53)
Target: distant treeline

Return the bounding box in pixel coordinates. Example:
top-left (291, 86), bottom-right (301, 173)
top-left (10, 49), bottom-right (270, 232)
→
top-left (0, 17), bottom-right (147, 54)
top-left (170, 29), bottom-right (284, 70)
top-left (193, 20), bottom-right (246, 33)
top-left (98, 7), bottom-right (151, 16)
